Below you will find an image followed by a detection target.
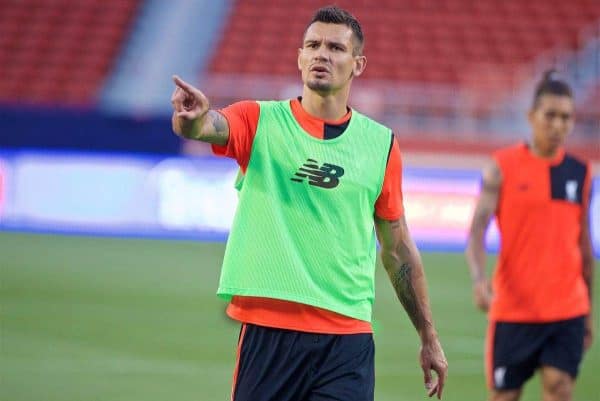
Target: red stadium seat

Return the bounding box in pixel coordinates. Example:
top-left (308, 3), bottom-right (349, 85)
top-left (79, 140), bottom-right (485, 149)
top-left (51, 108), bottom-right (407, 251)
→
top-left (0, 0), bottom-right (142, 105)
top-left (207, 0), bottom-right (600, 87)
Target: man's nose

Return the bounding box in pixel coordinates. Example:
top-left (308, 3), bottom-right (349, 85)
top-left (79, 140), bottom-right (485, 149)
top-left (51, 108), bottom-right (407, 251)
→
top-left (313, 46), bottom-right (329, 60)
top-left (550, 117), bottom-right (564, 130)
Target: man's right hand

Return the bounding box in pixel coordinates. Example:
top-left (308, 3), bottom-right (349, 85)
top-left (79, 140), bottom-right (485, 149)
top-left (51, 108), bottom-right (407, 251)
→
top-left (170, 75), bottom-right (229, 145)
top-left (172, 75), bottom-right (210, 121)
top-left (171, 75), bottom-right (211, 140)
top-left (472, 279), bottom-right (491, 312)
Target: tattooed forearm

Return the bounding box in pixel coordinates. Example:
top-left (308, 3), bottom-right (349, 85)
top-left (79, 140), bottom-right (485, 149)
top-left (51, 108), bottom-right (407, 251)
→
top-left (374, 216), bottom-right (435, 337)
top-left (389, 262), bottom-right (427, 332)
top-left (207, 111), bottom-right (228, 136)
top-left (192, 111), bottom-right (229, 145)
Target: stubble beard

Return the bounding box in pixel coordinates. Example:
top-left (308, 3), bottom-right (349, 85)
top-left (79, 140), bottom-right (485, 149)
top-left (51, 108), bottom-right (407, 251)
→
top-left (306, 79), bottom-right (333, 93)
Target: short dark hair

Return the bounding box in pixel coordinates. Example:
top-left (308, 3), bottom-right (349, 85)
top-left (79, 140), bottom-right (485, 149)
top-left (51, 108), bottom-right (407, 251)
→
top-left (532, 70), bottom-right (573, 109)
top-left (305, 5), bottom-right (364, 55)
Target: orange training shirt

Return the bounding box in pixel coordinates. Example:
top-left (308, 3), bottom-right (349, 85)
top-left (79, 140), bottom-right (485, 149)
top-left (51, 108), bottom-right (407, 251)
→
top-left (211, 99), bottom-right (404, 333)
top-left (490, 143), bottom-right (591, 322)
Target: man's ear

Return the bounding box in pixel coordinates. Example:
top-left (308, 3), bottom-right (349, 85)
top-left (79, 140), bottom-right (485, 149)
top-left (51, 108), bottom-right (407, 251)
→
top-left (353, 55), bottom-right (367, 78)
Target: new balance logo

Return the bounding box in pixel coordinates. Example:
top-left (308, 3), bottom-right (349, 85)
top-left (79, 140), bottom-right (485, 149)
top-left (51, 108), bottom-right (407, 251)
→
top-left (291, 159), bottom-right (344, 189)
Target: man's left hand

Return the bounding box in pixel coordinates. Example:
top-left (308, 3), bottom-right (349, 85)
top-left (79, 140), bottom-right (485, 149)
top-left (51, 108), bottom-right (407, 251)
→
top-left (419, 336), bottom-right (448, 399)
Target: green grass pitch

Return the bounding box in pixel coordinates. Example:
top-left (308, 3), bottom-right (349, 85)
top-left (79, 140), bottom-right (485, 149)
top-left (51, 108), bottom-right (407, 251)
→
top-left (1, 232), bottom-right (598, 401)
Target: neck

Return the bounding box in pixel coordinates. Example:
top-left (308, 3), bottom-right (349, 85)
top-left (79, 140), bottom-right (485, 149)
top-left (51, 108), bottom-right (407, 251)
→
top-left (300, 87), bottom-right (350, 121)
top-left (530, 141), bottom-right (560, 159)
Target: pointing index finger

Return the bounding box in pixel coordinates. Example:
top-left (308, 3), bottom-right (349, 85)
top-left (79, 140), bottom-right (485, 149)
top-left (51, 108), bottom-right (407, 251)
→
top-left (172, 75), bottom-right (194, 93)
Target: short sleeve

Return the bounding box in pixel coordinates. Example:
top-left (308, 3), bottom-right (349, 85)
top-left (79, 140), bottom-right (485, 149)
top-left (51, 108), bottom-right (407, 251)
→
top-left (211, 100), bottom-right (260, 172)
top-left (374, 136), bottom-right (404, 220)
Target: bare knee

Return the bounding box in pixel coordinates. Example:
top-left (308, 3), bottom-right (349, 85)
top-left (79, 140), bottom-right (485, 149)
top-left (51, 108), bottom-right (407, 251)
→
top-left (541, 366), bottom-right (574, 401)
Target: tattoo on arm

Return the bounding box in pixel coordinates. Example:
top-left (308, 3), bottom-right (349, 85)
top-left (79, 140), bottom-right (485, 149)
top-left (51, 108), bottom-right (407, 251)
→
top-left (208, 111), bottom-right (228, 136)
top-left (375, 217), bottom-right (433, 334)
top-left (390, 219), bottom-right (401, 230)
top-left (202, 111), bottom-right (229, 145)
top-left (390, 261), bottom-right (425, 331)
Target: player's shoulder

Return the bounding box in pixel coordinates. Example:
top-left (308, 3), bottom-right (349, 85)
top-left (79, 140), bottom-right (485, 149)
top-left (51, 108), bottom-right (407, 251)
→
top-left (226, 99), bottom-right (260, 109)
top-left (254, 100), bottom-right (296, 120)
top-left (562, 151), bottom-right (589, 171)
top-left (351, 108), bottom-right (390, 130)
top-left (350, 108), bottom-right (393, 144)
top-left (256, 99), bottom-right (287, 110)
top-left (492, 142), bottom-right (524, 160)
top-left (221, 100), bottom-right (260, 117)
top-left (559, 152), bottom-right (591, 184)
top-left (491, 143), bottom-right (530, 171)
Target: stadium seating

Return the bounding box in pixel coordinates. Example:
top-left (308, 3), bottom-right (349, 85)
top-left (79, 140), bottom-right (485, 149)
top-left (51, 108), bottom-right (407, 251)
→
top-left (208, 0), bottom-right (600, 85)
top-left (0, 0), bottom-right (597, 157)
top-left (586, 86), bottom-right (600, 111)
top-left (0, 0), bottom-right (141, 105)
top-left (578, 83), bottom-right (600, 119)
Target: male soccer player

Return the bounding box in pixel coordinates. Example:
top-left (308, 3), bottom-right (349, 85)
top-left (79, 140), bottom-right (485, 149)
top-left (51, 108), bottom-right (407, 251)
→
top-left (466, 71), bottom-right (594, 401)
top-left (171, 6), bottom-right (447, 401)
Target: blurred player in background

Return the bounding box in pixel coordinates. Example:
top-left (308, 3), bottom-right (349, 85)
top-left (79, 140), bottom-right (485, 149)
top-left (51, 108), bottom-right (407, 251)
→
top-left (466, 71), bottom-right (594, 401)
top-left (171, 5), bottom-right (447, 401)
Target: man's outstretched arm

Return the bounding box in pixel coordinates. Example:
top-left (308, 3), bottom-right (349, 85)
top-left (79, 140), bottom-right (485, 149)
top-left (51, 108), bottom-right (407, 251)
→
top-left (170, 75), bottom-right (229, 145)
top-left (374, 215), bottom-right (448, 399)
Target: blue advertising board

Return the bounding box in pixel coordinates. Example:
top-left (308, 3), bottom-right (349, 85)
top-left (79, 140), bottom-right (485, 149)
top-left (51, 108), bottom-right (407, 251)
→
top-left (0, 150), bottom-right (598, 256)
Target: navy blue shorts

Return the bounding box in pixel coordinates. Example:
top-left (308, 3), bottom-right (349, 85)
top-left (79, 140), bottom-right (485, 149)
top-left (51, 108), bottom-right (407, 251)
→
top-left (231, 323), bottom-right (375, 401)
top-left (487, 316), bottom-right (585, 390)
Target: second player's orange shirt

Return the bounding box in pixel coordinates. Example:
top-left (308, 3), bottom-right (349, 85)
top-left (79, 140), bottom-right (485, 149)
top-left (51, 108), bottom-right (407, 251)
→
top-left (212, 99), bottom-right (404, 334)
top-left (490, 143), bottom-right (591, 322)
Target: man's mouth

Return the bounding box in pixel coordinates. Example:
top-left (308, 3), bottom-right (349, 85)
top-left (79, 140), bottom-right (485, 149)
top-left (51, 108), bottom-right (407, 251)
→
top-left (547, 135), bottom-right (562, 145)
top-left (310, 66), bottom-right (330, 73)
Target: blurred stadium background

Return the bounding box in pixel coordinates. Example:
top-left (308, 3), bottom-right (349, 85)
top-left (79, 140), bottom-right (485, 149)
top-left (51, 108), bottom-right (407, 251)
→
top-left (0, 1), bottom-right (598, 401)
